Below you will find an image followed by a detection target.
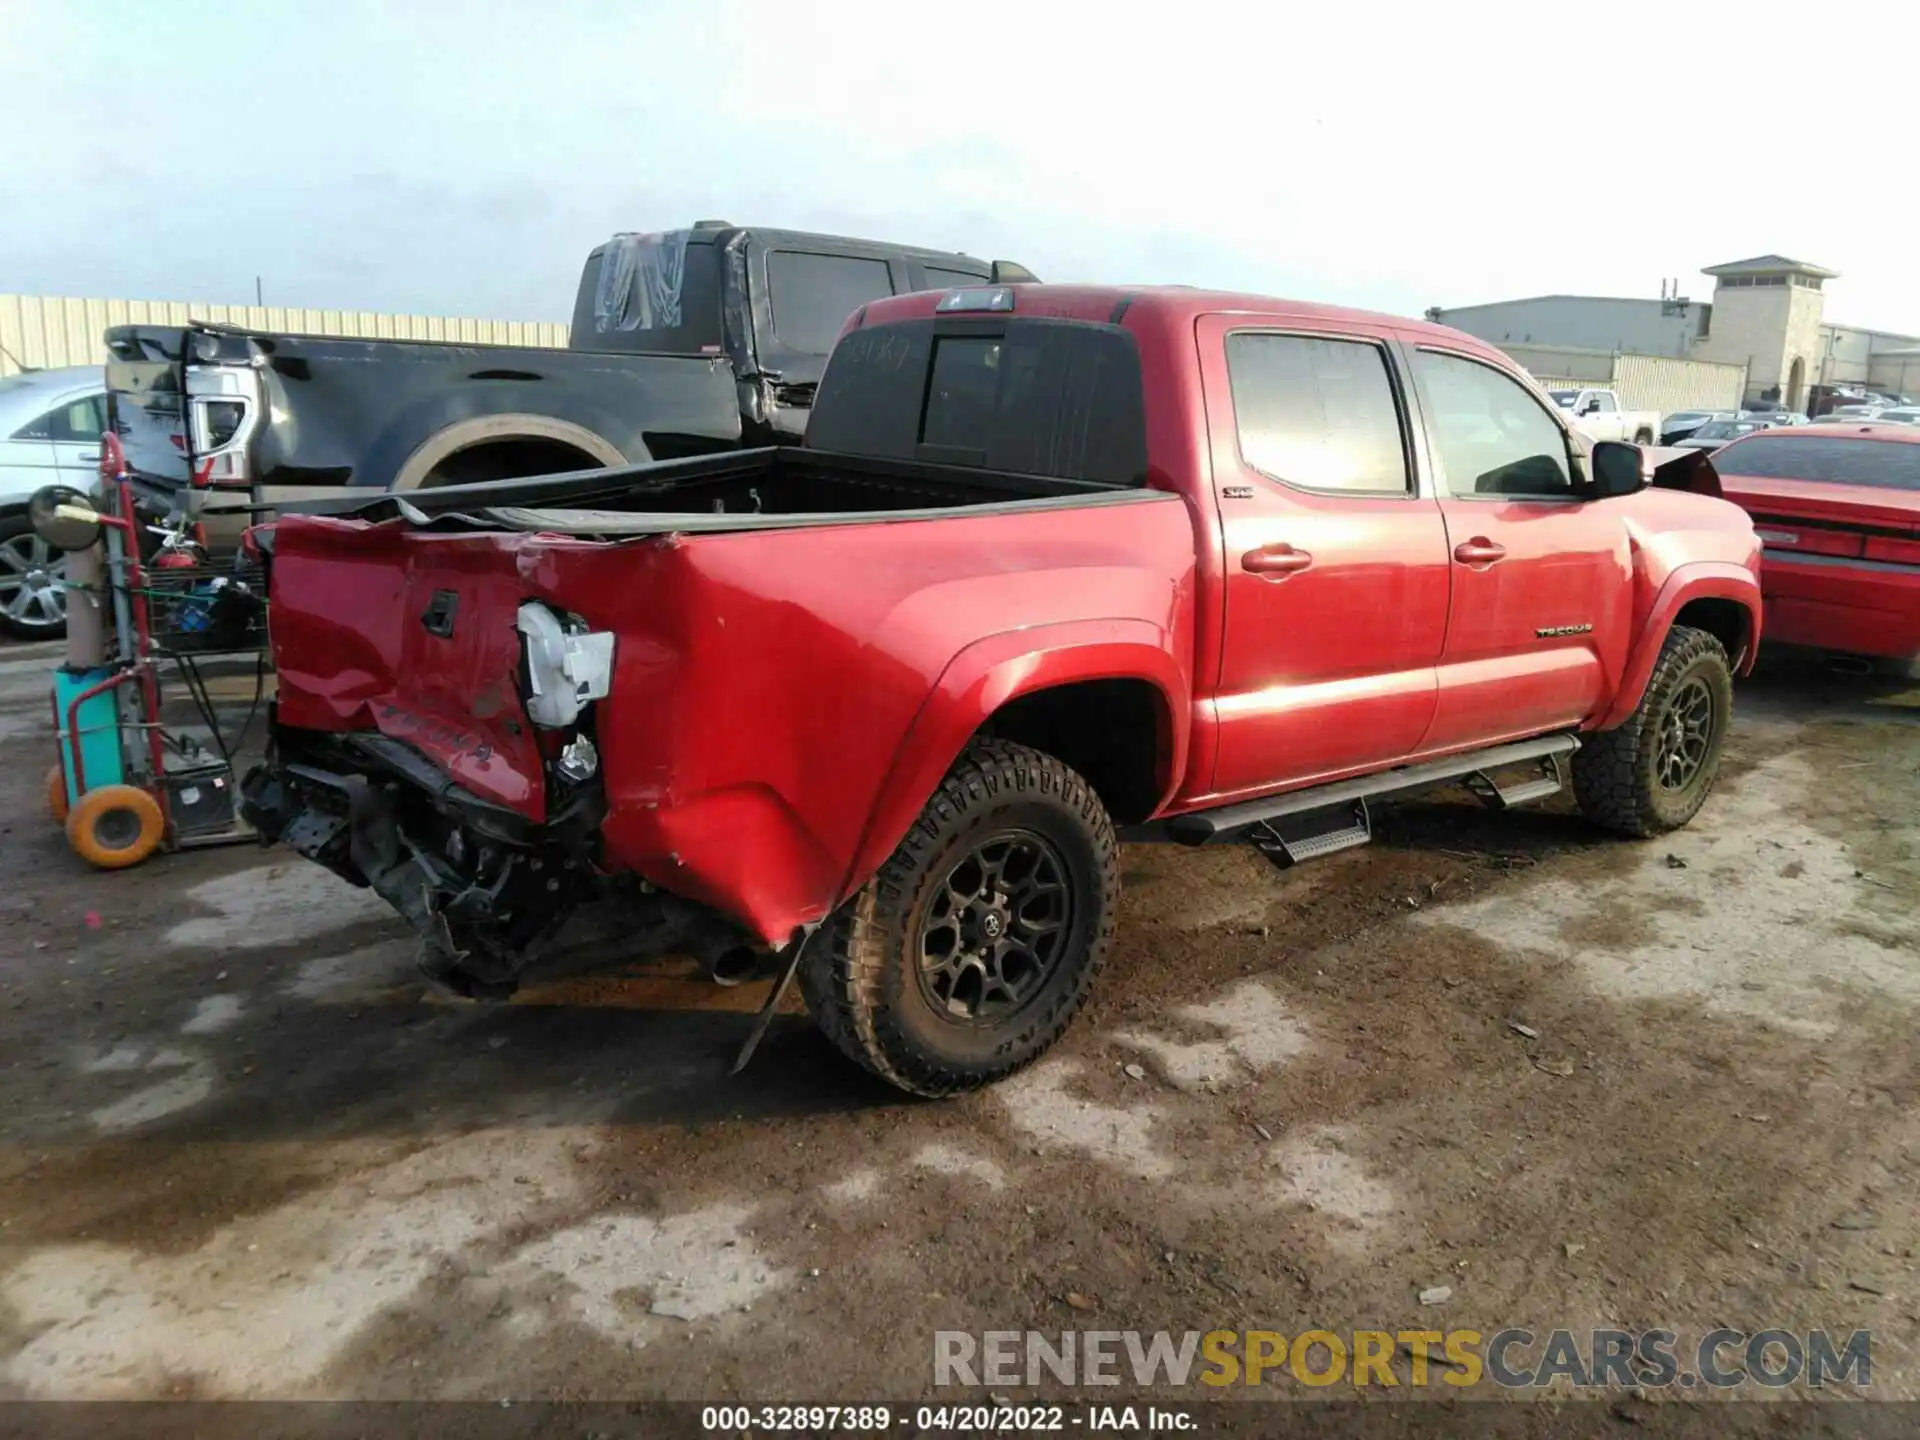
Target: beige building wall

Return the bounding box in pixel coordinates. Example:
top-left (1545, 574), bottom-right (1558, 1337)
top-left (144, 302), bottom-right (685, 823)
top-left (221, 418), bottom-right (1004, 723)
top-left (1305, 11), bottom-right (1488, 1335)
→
top-left (1869, 352), bottom-right (1920, 397)
top-left (0, 295), bottom-right (568, 378)
top-left (1819, 323), bottom-right (1920, 394)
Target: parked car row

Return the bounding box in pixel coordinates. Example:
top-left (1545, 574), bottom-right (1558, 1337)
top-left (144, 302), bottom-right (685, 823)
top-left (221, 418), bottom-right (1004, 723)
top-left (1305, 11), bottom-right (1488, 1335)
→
top-left (1817, 403), bottom-right (1920, 425)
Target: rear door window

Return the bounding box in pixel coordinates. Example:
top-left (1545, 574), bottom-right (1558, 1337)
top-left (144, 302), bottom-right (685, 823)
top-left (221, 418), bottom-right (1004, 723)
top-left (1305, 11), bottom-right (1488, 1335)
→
top-left (1224, 333), bottom-right (1411, 495)
top-left (12, 394), bottom-right (105, 442)
top-left (1713, 435), bottom-right (1919, 491)
top-left (767, 252), bottom-right (897, 355)
top-left (51, 395), bottom-right (107, 442)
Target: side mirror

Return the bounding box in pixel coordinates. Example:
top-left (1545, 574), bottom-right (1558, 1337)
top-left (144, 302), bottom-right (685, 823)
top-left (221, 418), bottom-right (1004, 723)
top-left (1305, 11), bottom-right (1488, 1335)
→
top-left (1579, 399), bottom-right (1600, 415)
top-left (28, 485), bottom-right (104, 552)
top-left (1589, 441), bottom-right (1644, 499)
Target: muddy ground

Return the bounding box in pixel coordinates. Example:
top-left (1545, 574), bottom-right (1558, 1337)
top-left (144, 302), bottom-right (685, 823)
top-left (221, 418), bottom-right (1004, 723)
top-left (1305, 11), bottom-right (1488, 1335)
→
top-left (0, 639), bottom-right (1915, 1429)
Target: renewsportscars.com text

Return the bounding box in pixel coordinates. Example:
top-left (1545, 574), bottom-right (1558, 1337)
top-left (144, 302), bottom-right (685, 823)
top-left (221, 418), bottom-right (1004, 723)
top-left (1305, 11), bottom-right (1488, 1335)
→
top-left (934, 1328), bottom-right (1871, 1390)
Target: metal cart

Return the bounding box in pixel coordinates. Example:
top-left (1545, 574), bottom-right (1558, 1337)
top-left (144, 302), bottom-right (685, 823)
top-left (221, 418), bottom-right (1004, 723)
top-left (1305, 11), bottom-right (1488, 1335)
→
top-left (40, 435), bottom-right (269, 870)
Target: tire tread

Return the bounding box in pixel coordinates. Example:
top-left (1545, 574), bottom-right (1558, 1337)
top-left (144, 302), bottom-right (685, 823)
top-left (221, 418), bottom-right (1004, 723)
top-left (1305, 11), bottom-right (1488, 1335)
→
top-left (1574, 624), bottom-right (1730, 837)
top-left (799, 740), bottom-right (1118, 1097)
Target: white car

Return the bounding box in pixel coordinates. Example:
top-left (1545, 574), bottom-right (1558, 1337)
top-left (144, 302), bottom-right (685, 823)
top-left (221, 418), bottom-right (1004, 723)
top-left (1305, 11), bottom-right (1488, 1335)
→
top-left (1868, 406), bottom-right (1920, 425)
top-left (0, 365), bottom-right (107, 638)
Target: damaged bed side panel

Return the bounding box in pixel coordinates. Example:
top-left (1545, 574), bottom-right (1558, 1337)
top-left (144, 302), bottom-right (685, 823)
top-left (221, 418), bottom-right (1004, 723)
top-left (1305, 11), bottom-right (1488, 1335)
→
top-left (266, 495), bottom-right (1198, 947)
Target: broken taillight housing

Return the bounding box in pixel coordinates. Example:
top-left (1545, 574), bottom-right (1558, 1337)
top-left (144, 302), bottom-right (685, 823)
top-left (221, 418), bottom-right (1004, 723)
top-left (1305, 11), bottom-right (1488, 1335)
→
top-left (516, 602), bottom-right (615, 729)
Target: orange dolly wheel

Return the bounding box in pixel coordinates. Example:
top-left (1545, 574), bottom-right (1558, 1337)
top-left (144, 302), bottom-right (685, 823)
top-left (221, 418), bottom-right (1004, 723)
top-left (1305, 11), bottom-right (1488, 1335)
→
top-left (66, 784), bottom-right (166, 870)
top-left (47, 764), bottom-right (69, 823)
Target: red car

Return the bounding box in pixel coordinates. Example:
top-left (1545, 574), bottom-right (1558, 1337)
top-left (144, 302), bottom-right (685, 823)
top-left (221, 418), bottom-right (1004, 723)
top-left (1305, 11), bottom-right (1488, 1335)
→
top-left (242, 284), bottom-right (1761, 1094)
top-left (1711, 423), bottom-right (1920, 674)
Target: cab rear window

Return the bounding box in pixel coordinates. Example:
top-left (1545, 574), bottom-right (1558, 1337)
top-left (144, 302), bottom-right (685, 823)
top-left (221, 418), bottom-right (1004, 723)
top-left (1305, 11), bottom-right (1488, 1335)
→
top-left (1714, 435), bottom-right (1918, 491)
top-left (572, 233), bottom-right (724, 356)
top-left (807, 317), bottom-right (1147, 488)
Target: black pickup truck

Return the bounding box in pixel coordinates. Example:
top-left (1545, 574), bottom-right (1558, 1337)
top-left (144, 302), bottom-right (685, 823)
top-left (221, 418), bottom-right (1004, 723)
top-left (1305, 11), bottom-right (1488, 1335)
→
top-left (102, 222), bottom-right (1031, 517)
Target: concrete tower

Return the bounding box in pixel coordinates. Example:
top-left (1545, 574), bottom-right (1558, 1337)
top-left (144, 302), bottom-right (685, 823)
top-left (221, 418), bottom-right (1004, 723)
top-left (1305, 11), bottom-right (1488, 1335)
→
top-left (1690, 255), bottom-right (1835, 410)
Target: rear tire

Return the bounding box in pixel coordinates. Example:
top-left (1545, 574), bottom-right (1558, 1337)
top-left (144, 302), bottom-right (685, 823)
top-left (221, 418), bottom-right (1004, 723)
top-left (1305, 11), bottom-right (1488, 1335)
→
top-left (1634, 428), bottom-right (1654, 445)
top-left (800, 740), bottom-right (1119, 1097)
top-left (1574, 625), bottom-right (1732, 837)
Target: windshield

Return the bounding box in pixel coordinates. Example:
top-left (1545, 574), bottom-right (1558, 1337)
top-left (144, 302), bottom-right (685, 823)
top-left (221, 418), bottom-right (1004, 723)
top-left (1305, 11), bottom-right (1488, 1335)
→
top-left (1668, 412), bottom-right (1712, 424)
top-left (1548, 390), bottom-right (1579, 409)
top-left (1715, 434), bottom-right (1918, 490)
top-left (1692, 422), bottom-right (1742, 439)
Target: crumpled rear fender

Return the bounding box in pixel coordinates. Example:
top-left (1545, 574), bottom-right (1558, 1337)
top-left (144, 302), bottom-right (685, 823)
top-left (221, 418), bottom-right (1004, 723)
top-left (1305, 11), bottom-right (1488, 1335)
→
top-left (843, 618), bottom-right (1189, 903)
top-left (598, 618), bottom-right (1189, 952)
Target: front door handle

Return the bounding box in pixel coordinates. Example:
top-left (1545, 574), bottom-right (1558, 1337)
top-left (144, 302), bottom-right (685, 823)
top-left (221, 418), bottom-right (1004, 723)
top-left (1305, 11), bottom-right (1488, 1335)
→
top-left (1453, 538), bottom-right (1507, 566)
top-left (1242, 544), bottom-right (1313, 578)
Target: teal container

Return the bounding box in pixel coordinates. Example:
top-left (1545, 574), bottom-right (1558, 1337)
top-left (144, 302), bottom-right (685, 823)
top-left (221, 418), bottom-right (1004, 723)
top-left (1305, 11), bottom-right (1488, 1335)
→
top-left (51, 665), bottom-right (126, 806)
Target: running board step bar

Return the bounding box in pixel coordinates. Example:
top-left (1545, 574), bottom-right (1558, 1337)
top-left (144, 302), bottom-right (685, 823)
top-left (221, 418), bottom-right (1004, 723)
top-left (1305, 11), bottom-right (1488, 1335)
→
top-left (1463, 752), bottom-right (1568, 810)
top-left (1162, 733), bottom-right (1581, 846)
top-left (1248, 800), bottom-right (1372, 871)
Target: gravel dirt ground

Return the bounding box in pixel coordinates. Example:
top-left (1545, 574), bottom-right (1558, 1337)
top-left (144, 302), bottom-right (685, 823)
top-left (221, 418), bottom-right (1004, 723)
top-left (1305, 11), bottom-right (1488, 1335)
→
top-left (0, 638), bottom-right (1915, 1428)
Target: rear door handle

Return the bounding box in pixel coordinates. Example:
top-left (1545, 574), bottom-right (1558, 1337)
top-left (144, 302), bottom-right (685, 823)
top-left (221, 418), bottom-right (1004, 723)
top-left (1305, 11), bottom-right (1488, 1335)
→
top-left (1453, 538), bottom-right (1507, 566)
top-left (1242, 544), bottom-right (1313, 578)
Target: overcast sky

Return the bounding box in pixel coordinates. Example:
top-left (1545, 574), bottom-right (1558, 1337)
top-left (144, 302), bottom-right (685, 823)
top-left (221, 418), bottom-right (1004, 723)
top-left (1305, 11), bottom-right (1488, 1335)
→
top-left (3, 0), bottom-right (1914, 334)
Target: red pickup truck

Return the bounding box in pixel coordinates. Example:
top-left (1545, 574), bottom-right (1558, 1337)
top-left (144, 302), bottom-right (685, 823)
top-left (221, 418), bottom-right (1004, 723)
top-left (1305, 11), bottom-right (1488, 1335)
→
top-left (242, 283), bottom-right (1763, 1096)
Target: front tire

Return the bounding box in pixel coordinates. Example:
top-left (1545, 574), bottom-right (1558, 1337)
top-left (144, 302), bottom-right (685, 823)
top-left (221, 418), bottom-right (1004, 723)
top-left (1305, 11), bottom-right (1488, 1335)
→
top-left (800, 740), bottom-right (1119, 1097)
top-left (1575, 625), bottom-right (1732, 836)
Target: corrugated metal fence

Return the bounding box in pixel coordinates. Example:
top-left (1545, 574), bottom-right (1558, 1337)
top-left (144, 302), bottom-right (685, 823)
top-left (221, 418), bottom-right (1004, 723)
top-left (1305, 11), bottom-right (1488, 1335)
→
top-left (1612, 353), bottom-right (1748, 418)
top-left (0, 295), bottom-right (569, 377)
top-left (1503, 342), bottom-right (1747, 415)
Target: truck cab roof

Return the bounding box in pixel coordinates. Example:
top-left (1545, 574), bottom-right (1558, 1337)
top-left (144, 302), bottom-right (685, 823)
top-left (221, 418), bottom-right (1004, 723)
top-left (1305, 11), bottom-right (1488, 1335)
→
top-left (570, 224), bottom-right (1004, 365)
top-left (579, 223), bottom-right (994, 271)
top-left (851, 283), bottom-right (1510, 361)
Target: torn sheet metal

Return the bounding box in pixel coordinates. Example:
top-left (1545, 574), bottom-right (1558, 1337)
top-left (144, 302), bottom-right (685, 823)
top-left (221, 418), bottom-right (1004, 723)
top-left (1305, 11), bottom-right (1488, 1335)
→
top-left (1644, 445), bottom-right (1725, 499)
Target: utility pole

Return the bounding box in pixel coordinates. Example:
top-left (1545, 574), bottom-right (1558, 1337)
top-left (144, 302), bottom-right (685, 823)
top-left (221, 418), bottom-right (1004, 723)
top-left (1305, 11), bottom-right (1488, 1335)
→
top-left (255, 276), bottom-right (264, 307)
